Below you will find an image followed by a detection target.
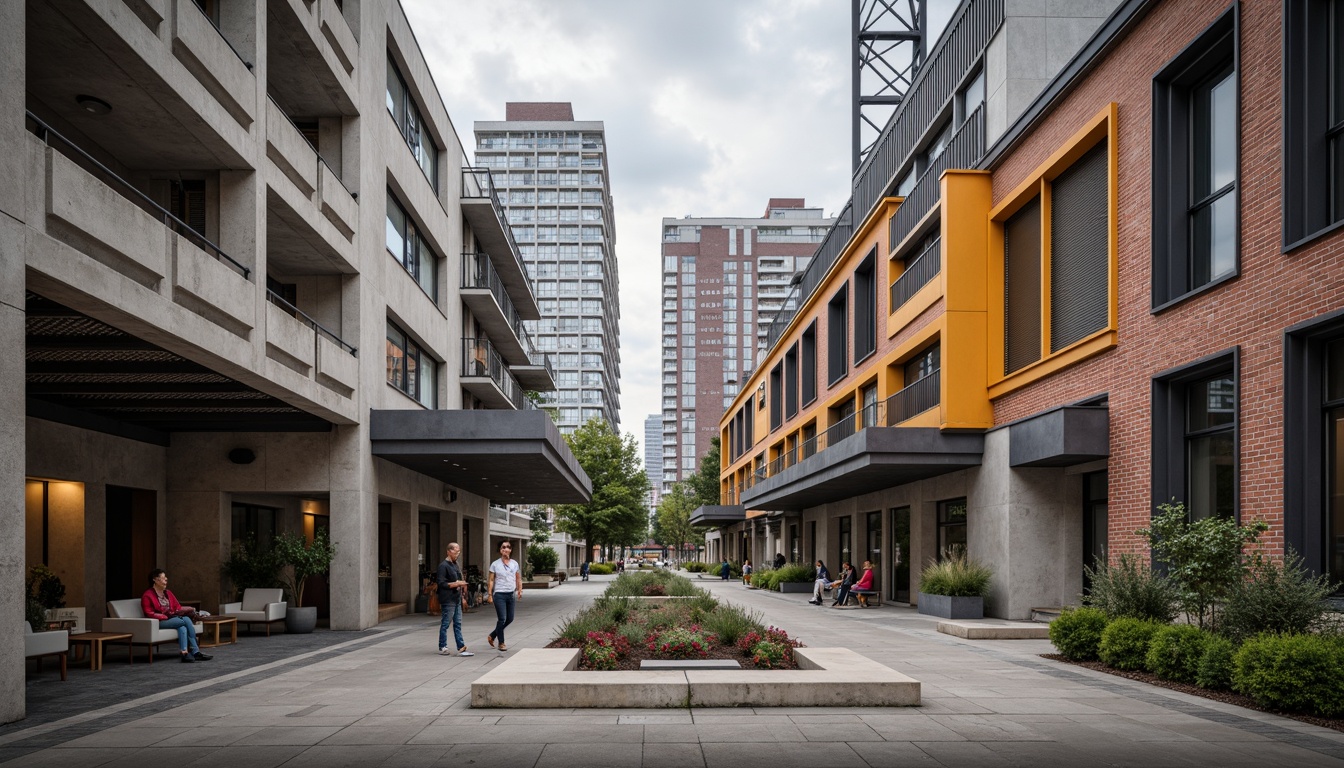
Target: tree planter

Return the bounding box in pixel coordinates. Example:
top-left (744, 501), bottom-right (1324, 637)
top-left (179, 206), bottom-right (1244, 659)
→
top-left (779, 582), bottom-right (813, 594)
top-left (917, 593), bottom-right (983, 619)
top-left (285, 606), bottom-right (317, 634)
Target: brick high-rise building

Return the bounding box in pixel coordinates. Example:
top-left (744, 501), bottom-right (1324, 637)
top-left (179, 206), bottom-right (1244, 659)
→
top-left (659, 201), bottom-right (834, 492)
top-left (474, 104), bottom-right (621, 434)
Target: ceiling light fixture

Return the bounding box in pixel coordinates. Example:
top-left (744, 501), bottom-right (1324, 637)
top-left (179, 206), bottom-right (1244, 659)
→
top-left (75, 95), bottom-right (112, 115)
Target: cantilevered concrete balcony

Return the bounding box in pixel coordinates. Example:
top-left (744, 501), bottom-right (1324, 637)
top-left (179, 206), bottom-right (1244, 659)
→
top-left (461, 168), bottom-right (539, 319)
top-left (267, 0), bottom-right (359, 118)
top-left (461, 252), bottom-right (541, 370)
top-left (461, 337), bottom-right (529, 410)
top-left (740, 427), bottom-right (984, 513)
top-left (370, 409), bottom-right (592, 505)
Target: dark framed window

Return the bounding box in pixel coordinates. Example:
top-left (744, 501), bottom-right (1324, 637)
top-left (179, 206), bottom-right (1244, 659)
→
top-left (891, 506), bottom-right (911, 602)
top-left (386, 55), bottom-right (439, 190)
top-left (784, 343), bottom-right (799, 419)
top-left (801, 322), bottom-right (818, 406)
top-left (231, 503), bottom-right (278, 552)
top-left (904, 344), bottom-right (940, 386)
top-left (1152, 349), bottom-right (1238, 522)
top-left (801, 421), bottom-right (817, 459)
top-left (860, 383), bottom-right (878, 428)
top-left (854, 251), bottom-right (878, 362)
top-left (769, 362), bottom-right (783, 431)
top-left (838, 516), bottom-right (852, 567)
top-left (745, 398), bottom-right (754, 450)
top-left (937, 498), bottom-right (968, 558)
top-left (827, 285), bottom-right (849, 385)
top-left (386, 191), bottom-right (439, 300)
top-left (386, 320), bottom-right (437, 408)
top-left (1004, 197), bottom-right (1042, 373)
top-left (1284, 311), bottom-right (1344, 587)
top-left (1152, 9), bottom-right (1238, 308)
top-left (865, 510), bottom-right (882, 592)
top-left (1283, 0), bottom-right (1344, 248)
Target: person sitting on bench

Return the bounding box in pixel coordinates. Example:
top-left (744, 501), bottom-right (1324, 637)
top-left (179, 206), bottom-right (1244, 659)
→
top-left (829, 562), bottom-right (855, 606)
top-left (850, 561), bottom-right (876, 606)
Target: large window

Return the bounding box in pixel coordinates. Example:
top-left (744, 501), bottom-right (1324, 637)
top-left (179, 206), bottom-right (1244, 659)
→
top-left (1152, 10), bottom-right (1237, 307)
top-left (386, 56), bottom-right (439, 190)
top-left (1284, 314), bottom-right (1344, 588)
top-left (385, 192), bottom-right (438, 300)
top-left (1152, 351), bottom-right (1237, 522)
top-left (937, 498), bottom-right (967, 558)
top-left (386, 321), bottom-right (436, 408)
top-left (1004, 197), bottom-right (1042, 374)
top-left (1283, 0), bottom-right (1344, 247)
top-left (853, 251), bottom-right (877, 362)
top-left (801, 322), bottom-right (817, 406)
top-left (827, 285), bottom-right (849, 385)
top-left (838, 516), bottom-right (852, 567)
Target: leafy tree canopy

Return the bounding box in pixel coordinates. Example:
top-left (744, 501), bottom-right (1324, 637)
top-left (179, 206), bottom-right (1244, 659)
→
top-left (554, 418), bottom-right (651, 562)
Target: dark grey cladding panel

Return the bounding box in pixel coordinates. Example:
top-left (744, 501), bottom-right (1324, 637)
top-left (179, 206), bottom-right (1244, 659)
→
top-left (689, 505), bottom-right (746, 526)
top-left (740, 427), bottom-right (984, 513)
top-left (1008, 406), bottom-right (1109, 468)
top-left (369, 409), bottom-right (592, 503)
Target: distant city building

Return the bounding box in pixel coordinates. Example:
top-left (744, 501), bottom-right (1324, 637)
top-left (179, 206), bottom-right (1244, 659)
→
top-left (475, 103), bottom-right (622, 433)
top-left (659, 200), bottom-right (835, 492)
top-left (644, 414), bottom-right (663, 511)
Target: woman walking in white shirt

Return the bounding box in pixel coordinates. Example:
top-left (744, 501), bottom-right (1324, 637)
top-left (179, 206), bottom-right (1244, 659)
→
top-left (486, 541), bottom-right (522, 652)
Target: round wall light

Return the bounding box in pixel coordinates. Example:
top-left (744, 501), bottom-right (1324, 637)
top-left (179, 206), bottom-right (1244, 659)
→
top-left (75, 95), bottom-right (112, 115)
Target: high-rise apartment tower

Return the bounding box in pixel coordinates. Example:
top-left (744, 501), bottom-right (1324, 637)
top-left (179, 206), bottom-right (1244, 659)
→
top-left (475, 104), bottom-right (621, 433)
top-left (659, 200), bottom-right (834, 492)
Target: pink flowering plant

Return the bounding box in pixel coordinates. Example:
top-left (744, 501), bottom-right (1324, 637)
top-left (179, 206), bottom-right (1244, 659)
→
top-left (647, 625), bottom-right (713, 659)
top-left (749, 640), bottom-right (788, 669)
top-left (736, 631), bottom-right (764, 655)
top-left (581, 630), bottom-right (630, 670)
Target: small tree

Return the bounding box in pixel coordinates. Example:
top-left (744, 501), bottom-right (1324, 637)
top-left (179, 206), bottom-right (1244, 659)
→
top-left (273, 528), bottom-right (337, 608)
top-left (529, 507), bottom-right (552, 545)
top-left (1137, 501), bottom-right (1266, 631)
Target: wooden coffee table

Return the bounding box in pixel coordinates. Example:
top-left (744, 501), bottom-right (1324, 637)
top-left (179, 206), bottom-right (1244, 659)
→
top-left (69, 632), bottom-right (133, 671)
top-left (199, 616), bottom-right (237, 647)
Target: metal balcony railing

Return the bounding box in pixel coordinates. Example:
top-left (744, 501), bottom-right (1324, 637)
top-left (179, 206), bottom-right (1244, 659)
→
top-left (461, 252), bottom-right (535, 351)
top-left (25, 111), bottom-right (251, 279)
top-left (889, 106), bottom-right (985, 253)
top-left (885, 370), bottom-right (941, 426)
top-left (267, 289), bottom-right (358, 355)
top-left (890, 236), bottom-right (942, 312)
top-left (461, 337), bottom-right (530, 410)
top-left (461, 166), bottom-right (528, 276)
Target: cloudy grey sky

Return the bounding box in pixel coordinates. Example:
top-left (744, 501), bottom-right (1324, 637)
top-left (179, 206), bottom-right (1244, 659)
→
top-left (404, 0), bottom-right (952, 455)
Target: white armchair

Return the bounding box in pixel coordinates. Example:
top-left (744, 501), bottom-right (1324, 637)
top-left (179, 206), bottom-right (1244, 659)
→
top-left (24, 623), bottom-right (69, 681)
top-left (222, 588), bottom-right (287, 636)
top-left (103, 598), bottom-right (202, 663)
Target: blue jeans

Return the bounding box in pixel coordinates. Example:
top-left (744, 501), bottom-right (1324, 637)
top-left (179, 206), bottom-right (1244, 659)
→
top-left (489, 592), bottom-right (516, 646)
top-left (160, 616), bottom-right (199, 654)
top-left (439, 597), bottom-right (463, 651)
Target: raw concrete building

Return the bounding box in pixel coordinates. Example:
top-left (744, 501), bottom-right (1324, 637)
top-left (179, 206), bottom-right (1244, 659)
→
top-left (474, 104), bottom-right (622, 434)
top-left (659, 201), bottom-right (834, 493)
top-left (3, 0), bottom-right (591, 723)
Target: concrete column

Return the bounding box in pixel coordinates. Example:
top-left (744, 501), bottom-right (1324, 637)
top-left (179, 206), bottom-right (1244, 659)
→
top-left (329, 424), bottom-right (376, 630)
top-left (0, 0), bottom-right (25, 726)
top-left (389, 501), bottom-right (416, 605)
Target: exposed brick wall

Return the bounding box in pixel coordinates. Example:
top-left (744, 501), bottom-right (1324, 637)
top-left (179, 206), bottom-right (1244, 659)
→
top-left (988, 0), bottom-right (1344, 558)
top-left (504, 102), bottom-right (575, 121)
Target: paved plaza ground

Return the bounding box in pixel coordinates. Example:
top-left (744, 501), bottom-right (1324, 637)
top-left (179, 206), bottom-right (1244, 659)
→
top-left (6, 575), bottom-right (1344, 767)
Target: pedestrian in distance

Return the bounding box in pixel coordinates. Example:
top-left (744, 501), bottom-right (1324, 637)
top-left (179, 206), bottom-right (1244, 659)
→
top-left (580, 561), bottom-right (590, 581)
top-left (720, 559), bottom-right (730, 581)
top-left (742, 559), bottom-right (753, 585)
top-left (830, 562), bottom-right (856, 607)
top-left (809, 560), bottom-right (830, 605)
top-left (436, 543), bottom-right (472, 656)
top-left (774, 552), bottom-right (786, 570)
top-left (486, 541), bottom-right (522, 652)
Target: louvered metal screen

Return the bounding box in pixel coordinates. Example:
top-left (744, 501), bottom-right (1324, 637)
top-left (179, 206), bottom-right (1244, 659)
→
top-left (1004, 198), bottom-right (1041, 375)
top-left (1050, 143), bottom-right (1109, 352)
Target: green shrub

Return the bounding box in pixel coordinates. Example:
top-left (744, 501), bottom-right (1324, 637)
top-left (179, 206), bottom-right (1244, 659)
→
top-left (919, 549), bottom-right (992, 597)
top-left (1196, 633), bottom-right (1236, 690)
top-left (556, 607), bottom-right (613, 644)
top-left (1049, 606), bottom-right (1108, 661)
top-left (683, 561), bottom-right (709, 573)
top-left (1098, 617), bottom-right (1163, 670)
top-left (699, 602), bottom-right (764, 646)
top-left (587, 563), bottom-right (613, 575)
top-left (1232, 633), bottom-right (1344, 716)
top-left (1145, 624), bottom-right (1207, 683)
top-left (527, 544), bottom-right (558, 574)
top-left (1084, 554), bottom-right (1178, 623)
top-left (647, 627), bottom-right (711, 659)
top-left (774, 562), bottom-right (815, 585)
top-left (1220, 549), bottom-right (1337, 643)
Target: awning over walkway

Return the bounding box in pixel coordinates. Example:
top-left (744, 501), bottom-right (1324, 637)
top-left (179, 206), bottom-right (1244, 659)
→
top-left (370, 409), bottom-right (591, 504)
top-left (689, 504), bottom-right (746, 526)
top-left (740, 427), bottom-right (984, 512)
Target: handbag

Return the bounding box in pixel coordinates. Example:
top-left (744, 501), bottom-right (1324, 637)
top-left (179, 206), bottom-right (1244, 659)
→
top-left (428, 593), bottom-right (441, 614)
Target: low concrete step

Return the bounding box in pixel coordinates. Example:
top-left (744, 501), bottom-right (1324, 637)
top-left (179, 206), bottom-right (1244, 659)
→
top-left (1031, 606), bottom-right (1064, 623)
top-left (936, 619), bottom-right (1050, 640)
top-left (641, 659), bottom-right (742, 670)
top-left (376, 603), bottom-right (407, 623)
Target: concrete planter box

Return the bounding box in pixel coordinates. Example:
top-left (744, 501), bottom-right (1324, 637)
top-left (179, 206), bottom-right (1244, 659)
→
top-left (778, 582), bottom-right (813, 593)
top-left (285, 606), bottom-right (318, 634)
top-left (917, 593), bottom-right (983, 619)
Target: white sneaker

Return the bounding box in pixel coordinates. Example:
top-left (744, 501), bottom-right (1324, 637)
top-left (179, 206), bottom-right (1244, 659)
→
top-left (458, 649), bottom-right (474, 657)
top-left (438, 647), bottom-right (452, 655)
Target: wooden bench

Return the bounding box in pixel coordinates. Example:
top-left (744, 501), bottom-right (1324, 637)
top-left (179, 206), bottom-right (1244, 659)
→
top-left (850, 589), bottom-right (881, 608)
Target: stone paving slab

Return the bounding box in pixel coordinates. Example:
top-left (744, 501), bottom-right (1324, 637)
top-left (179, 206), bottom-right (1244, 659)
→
top-left (5, 573), bottom-right (1344, 766)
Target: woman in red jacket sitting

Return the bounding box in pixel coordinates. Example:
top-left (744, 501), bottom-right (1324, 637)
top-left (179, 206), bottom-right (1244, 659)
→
top-left (142, 569), bottom-right (212, 663)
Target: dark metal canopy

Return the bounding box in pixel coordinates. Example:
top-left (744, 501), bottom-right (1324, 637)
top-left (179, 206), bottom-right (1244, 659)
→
top-left (26, 294), bottom-right (331, 444)
top-left (369, 409), bottom-right (591, 504)
top-left (741, 427), bottom-right (983, 512)
top-left (689, 505), bottom-right (746, 527)
top-left (1008, 406), bottom-right (1109, 467)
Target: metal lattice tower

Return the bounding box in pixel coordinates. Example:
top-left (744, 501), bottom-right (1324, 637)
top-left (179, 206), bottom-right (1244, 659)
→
top-left (853, 0), bottom-right (926, 171)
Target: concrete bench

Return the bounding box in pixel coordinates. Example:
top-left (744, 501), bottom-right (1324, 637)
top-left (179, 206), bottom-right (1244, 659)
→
top-left (850, 589), bottom-right (881, 608)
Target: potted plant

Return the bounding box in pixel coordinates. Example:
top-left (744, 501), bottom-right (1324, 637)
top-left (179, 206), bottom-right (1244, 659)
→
top-left (26, 565), bottom-right (65, 631)
top-left (917, 548), bottom-right (992, 619)
top-left (772, 562), bottom-right (816, 593)
top-left (274, 528), bottom-right (336, 634)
